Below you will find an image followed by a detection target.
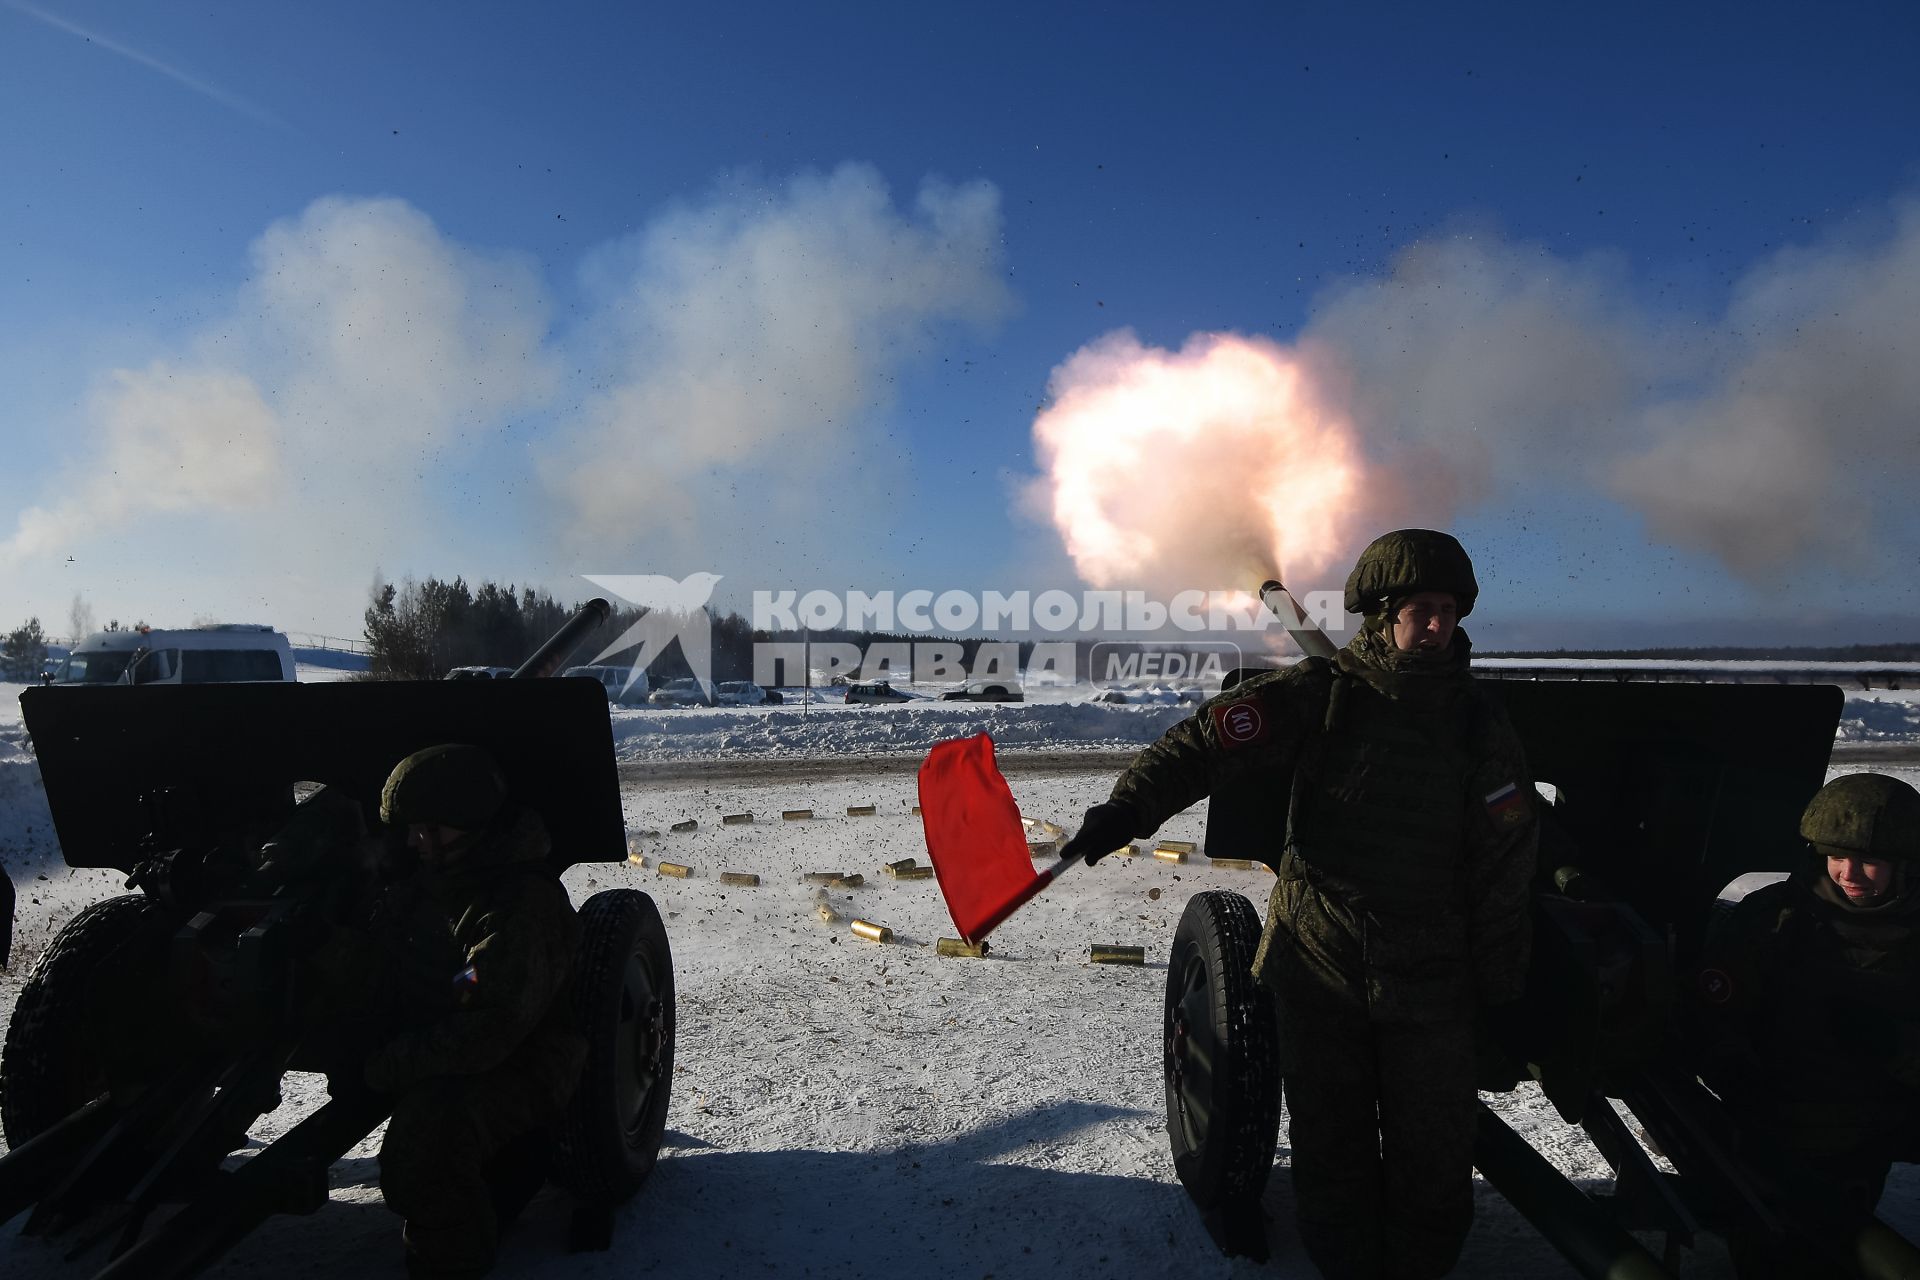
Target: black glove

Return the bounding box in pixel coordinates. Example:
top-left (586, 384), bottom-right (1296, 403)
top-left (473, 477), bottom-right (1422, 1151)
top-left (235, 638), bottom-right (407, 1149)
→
top-left (1059, 802), bottom-right (1140, 866)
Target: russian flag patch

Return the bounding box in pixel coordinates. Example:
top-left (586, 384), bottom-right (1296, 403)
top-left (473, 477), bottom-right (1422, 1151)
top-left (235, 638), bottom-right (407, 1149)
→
top-left (1484, 782), bottom-right (1527, 825)
top-left (453, 964), bottom-right (480, 995)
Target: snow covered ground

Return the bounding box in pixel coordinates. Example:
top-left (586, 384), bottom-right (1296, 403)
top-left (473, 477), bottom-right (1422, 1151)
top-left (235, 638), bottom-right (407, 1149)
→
top-left (1, 679), bottom-right (1916, 1279)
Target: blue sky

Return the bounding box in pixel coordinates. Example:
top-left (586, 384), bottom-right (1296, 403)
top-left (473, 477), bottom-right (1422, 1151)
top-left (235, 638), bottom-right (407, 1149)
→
top-left (3, 1), bottom-right (1919, 649)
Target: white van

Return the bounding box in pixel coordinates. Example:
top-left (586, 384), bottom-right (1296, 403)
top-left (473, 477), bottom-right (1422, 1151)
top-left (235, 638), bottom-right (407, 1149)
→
top-left (54, 624), bottom-right (296, 685)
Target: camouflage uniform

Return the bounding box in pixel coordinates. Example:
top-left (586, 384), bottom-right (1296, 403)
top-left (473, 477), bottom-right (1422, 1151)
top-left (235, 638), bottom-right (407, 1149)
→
top-left (368, 747), bottom-right (587, 1279)
top-left (1106, 533), bottom-right (1537, 1280)
top-left (1693, 774), bottom-right (1920, 1274)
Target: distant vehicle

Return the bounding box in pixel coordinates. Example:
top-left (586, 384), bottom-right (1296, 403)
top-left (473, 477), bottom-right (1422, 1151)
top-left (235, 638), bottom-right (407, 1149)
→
top-left (52, 625), bottom-right (295, 685)
top-left (648, 677), bottom-right (714, 707)
top-left (714, 679), bottom-right (780, 706)
top-left (561, 664), bottom-right (651, 704)
top-left (844, 681), bottom-right (911, 704)
top-left (444, 665), bottom-right (517, 681)
top-left (939, 680), bottom-right (1025, 703)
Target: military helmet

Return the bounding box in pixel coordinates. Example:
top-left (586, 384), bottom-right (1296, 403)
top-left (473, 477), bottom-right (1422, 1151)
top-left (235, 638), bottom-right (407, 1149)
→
top-left (1799, 773), bottom-right (1920, 862)
top-left (1343, 529), bottom-right (1480, 618)
top-left (380, 743), bottom-right (507, 831)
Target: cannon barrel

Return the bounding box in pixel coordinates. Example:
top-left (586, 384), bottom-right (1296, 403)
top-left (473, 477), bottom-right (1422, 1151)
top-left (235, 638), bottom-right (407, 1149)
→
top-left (512, 596), bottom-right (612, 680)
top-left (1257, 579), bottom-right (1338, 661)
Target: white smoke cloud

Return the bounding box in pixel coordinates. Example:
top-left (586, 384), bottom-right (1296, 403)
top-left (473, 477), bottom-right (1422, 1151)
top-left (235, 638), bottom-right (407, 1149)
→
top-left (544, 163), bottom-right (1011, 557)
top-left (1, 197), bottom-right (556, 611)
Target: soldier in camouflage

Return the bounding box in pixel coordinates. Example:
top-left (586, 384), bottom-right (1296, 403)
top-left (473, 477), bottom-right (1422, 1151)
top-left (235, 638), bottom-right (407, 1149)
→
top-left (1061, 530), bottom-right (1538, 1280)
top-left (367, 744), bottom-right (586, 1280)
top-left (1693, 772), bottom-right (1920, 1275)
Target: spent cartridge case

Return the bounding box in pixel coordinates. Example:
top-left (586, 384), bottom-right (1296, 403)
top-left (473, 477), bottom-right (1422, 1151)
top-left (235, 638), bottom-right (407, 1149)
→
top-left (892, 865), bottom-right (934, 881)
top-left (657, 862), bottom-right (693, 879)
top-left (847, 804), bottom-right (878, 817)
top-left (721, 812), bottom-right (754, 826)
top-left (669, 819), bottom-right (698, 833)
top-left (626, 852), bottom-right (649, 869)
top-left (885, 857), bottom-right (919, 874)
top-left (782, 808), bottom-right (814, 821)
top-left (1157, 839), bottom-right (1198, 854)
top-left (936, 937), bottom-right (989, 958)
top-left (1111, 842), bottom-right (1141, 857)
top-left (1152, 847), bottom-right (1189, 864)
top-left (1027, 840), bottom-right (1059, 858)
top-left (803, 871), bottom-right (847, 884)
top-left (911, 805), bottom-right (922, 815)
top-left (850, 919), bottom-right (894, 944)
top-left (1208, 857), bottom-right (1257, 871)
top-left (816, 903), bottom-right (842, 924)
top-left (719, 871), bottom-right (760, 887)
top-left (1090, 944), bottom-right (1146, 966)
top-left (828, 873), bottom-right (865, 889)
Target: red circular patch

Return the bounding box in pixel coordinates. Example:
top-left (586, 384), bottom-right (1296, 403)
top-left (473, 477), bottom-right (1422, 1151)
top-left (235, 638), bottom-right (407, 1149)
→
top-left (1220, 702), bottom-right (1264, 744)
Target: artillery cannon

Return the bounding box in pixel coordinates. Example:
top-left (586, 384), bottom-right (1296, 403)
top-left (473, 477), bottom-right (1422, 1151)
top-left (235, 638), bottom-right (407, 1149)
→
top-left (1165, 670), bottom-right (1920, 1278)
top-left (0, 600), bottom-right (674, 1278)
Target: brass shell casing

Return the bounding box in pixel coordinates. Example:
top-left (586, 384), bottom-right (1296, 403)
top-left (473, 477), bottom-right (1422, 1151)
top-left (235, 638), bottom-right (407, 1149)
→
top-left (847, 804), bottom-right (878, 817)
top-left (1027, 840), bottom-right (1059, 858)
top-left (816, 903), bottom-right (842, 923)
top-left (1152, 848), bottom-right (1188, 864)
top-left (829, 873), bottom-right (865, 889)
top-left (1090, 945), bottom-right (1146, 966)
top-left (911, 805), bottom-right (922, 815)
top-left (936, 937), bottom-right (989, 958)
top-left (803, 871), bottom-right (847, 884)
top-left (1111, 842), bottom-right (1141, 857)
top-left (719, 871), bottom-right (760, 887)
top-left (885, 857), bottom-right (918, 874)
top-left (657, 862), bottom-right (694, 879)
top-left (669, 819), bottom-right (698, 833)
top-left (1157, 839), bottom-right (1198, 854)
top-left (626, 853), bottom-right (648, 869)
top-left (1208, 857), bottom-right (1257, 871)
top-left (851, 919), bottom-right (894, 943)
top-left (892, 866), bottom-right (933, 881)
top-left (782, 809), bottom-right (814, 821)
top-left (722, 812), bottom-right (754, 825)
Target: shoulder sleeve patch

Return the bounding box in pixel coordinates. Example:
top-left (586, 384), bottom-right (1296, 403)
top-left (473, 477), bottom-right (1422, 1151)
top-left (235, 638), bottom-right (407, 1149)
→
top-left (1210, 700), bottom-right (1271, 749)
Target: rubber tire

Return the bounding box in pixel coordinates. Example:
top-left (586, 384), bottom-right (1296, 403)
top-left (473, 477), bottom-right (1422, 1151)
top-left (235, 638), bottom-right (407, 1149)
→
top-left (553, 889), bottom-right (675, 1205)
top-left (1164, 890), bottom-right (1281, 1212)
top-left (1, 894), bottom-right (163, 1146)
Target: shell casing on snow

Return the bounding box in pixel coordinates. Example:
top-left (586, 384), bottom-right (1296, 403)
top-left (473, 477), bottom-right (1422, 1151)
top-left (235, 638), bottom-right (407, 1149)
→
top-left (1027, 840), bottom-right (1059, 858)
top-left (1156, 839), bottom-right (1198, 854)
top-left (816, 903), bottom-right (841, 923)
top-left (885, 857), bottom-right (918, 874)
top-left (847, 804), bottom-right (878, 817)
top-left (624, 829), bottom-right (658, 853)
top-left (657, 862), bottom-right (694, 878)
top-left (782, 809), bottom-right (813, 821)
top-left (886, 864), bottom-right (933, 880)
top-left (719, 871), bottom-right (760, 887)
top-left (1090, 945), bottom-right (1146, 966)
top-left (829, 873), bottom-right (864, 888)
top-left (1208, 857), bottom-right (1258, 871)
top-left (721, 812), bottom-right (754, 825)
top-left (669, 819), bottom-right (698, 833)
top-left (626, 852), bottom-right (648, 869)
top-left (936, 937), bottom-right (989, 958)
top-left (1110, 842), bottom-right (1141, 857)
top-left (1152, 848), bottom-right (1188, 864)
top-left (803, 871), bottom-right (847, 884)
top-left (850, 919), bottom-right (894, 943)
top-left (911, 805), bottom-right (922, 815)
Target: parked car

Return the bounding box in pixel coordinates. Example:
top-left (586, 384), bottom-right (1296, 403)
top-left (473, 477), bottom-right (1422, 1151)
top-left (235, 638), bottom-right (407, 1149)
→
top-left (444, 665), bottom-right (516, 681)
top-left (938, 680), bottom-right (1025, 703)
top-left (714, 680), bottom-right (780, 706)
top-left (52, 625), bottom-right (295, 685)
top-left (648, 677), bottom-right (714, 707)
top-left (844, 681), bottom-right (911, 704)
top-left (562, 664), bottom-right (651, 705)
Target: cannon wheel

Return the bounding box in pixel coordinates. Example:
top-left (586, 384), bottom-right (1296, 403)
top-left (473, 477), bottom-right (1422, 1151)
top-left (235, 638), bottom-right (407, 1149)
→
top-left (0, 893), bottom-right (162, 1145)
top-left (554, 888), bottom-right (675, 1205)
top-left (1164, 891), bottom-right (1281, 1232)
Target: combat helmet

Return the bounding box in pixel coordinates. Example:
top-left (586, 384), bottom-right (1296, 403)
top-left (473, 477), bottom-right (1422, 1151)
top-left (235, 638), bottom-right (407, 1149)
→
top-left (380, 743), bottom-right (508, 831)
top-left (1799, 773), bottom-right (1920, 861)
top-left (1343, 529), bottom-right (1480, 619)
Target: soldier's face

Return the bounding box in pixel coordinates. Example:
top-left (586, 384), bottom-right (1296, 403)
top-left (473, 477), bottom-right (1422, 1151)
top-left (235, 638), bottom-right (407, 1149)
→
top-left (1826, 854), bottom-right (1893, 903)
top-left (1392, 592), bottom-right (1459, 653)
top-left (407, 823), bottom-right (468, 868)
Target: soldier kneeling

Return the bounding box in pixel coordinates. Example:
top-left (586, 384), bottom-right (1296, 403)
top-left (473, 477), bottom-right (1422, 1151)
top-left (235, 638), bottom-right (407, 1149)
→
top-left (1693, 772), bottom-right (1920, 1276)
top-left (366, 744), bottom-right (587, 1280)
